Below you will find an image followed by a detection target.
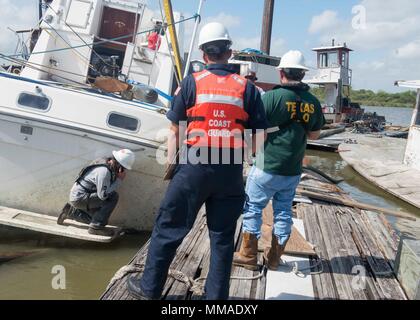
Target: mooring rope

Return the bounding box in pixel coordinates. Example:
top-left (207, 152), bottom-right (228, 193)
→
top-left (107, 262), bottom-right (266, 296)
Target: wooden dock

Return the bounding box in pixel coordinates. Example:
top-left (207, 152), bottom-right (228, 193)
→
top-left (101, 169), bottom-right (408, 300)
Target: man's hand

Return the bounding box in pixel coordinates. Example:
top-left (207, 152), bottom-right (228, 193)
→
top-left (307, 130), bottom-right (321, 140)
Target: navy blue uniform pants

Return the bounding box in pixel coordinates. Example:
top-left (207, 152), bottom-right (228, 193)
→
top-left (139, 162), bottom-right (245, 300)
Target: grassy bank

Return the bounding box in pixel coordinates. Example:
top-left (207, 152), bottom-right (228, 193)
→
top-left (310, 87), bottom-right (416, 108)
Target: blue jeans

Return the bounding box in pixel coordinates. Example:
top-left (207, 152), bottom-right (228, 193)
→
top-left (242, 166), bottom-right (301, 246)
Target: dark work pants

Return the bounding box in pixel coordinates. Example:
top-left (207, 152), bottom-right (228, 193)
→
top-left (70, 192), bottom-right (119, 228)
top-left (139, 162), bottom-right (245, 300)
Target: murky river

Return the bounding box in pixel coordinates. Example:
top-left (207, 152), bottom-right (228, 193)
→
top-left (0, 106), bottom-right (418, 300)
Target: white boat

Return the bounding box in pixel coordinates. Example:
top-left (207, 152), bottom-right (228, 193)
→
top-left (0, 0), bottom-right (194, 231)
top-left (229, 49), bottom-right (281, 91)
top-left (396, 80), bottom-right (420, 171)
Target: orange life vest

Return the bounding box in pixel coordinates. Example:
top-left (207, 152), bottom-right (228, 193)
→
top-left (186, 70), bottom-right (249, 149)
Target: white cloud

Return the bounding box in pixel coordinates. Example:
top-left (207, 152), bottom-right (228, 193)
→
top-left (308, 0), bottom-right (420, 51)
top-left (308, 0), bottom-right (420, 91)
top-left (204, 12), bottom-right (241, 29)
top-left (395, 40), bottom-right (420, 59)
top-left (308, 10), bottom-right (340, 34)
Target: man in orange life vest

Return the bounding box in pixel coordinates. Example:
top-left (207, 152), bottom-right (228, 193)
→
top-left (127, 22), bottom-right (268, 300)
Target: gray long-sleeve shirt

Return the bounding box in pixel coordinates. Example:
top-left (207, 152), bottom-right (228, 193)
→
top-left (70, 166), bottom-right (121, 202)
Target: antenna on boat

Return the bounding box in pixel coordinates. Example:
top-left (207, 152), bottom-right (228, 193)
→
top-left (260, 0), bottom-right (275, 55)
top-left (38, 0), bottom-right (43, 21)
top-left (183, 0), bottom-right (205, 78)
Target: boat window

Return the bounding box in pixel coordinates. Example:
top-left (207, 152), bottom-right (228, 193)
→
top-left (328, 51), bottom-right (339, 67)
top-left (107, 112), bottom-right (139, 132)
top-left (319, 53), bottom-right (328, 68)
top-left (17, 92), bottom-right (51, 111)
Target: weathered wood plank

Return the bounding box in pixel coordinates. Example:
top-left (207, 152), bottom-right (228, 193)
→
top-left (0, 206), bottom-right (121, 243)
top-left (299, 204), bottom-right (338, 300)
top-left (101, 211), bottom-right (208, 300)
top-left (166, 220), bottom-right (209, 299)
top-left (362, 211), bottom-right (399, 266)
top-left (315, 205), bottom-right (357, 299)
top-left (333, 207), bottom-right (381, 300)
top-left (348, 211), bottom-right (407, 300)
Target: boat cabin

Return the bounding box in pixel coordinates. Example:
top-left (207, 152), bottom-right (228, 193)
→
top-left (20, 0), bottom-right (184, 108)
top-left (305, 40), bottom-right (360, 123)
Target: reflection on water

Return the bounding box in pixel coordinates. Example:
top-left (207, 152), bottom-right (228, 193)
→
top-left (306, 150), bottom-right (420, 240)
top-left (0, 227), bottom-right (149, 300)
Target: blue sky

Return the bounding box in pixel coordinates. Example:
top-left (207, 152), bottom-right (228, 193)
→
top-left (1, 0), bottom-right (419, 93)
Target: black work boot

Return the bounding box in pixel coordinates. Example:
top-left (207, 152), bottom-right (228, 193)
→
top-left (57, 203), bottom-right (71, 225)
top-left (88, 226), bottom-right (115, 237)
top-left (127, 276), bottom-right (153, 300)
top-left (73, 210), bottom-right (92, 224)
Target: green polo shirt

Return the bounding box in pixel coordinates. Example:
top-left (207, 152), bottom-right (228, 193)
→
top-left (256, 86), bottom-right (325, 176)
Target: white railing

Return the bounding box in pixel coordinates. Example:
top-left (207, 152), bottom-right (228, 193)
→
top-left (305, 66), bottom-right (352, 85)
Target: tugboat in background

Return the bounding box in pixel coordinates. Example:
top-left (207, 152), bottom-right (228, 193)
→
top-left (305, 39), bottom-right (364, 124)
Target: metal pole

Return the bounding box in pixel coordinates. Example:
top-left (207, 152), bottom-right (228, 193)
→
top-left (39, 0), bottom-right (43, 20)
top-left (163, 0), bottom-right (184, 82)
top-left (260, 0), bottom-right (275, 55)
top-left (183, 0), bottom-right (205, 79)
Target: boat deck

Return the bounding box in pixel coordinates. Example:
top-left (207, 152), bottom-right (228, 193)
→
top-left (101, 170), bottom-right (407, 300)
top-left (338, 134), bottom-right (420, 209)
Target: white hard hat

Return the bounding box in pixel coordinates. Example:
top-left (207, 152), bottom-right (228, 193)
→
top-left (112, 149), bottom-right (135, 170)
top-left (277, 50), bottom-right (309, 71)
top-left (198, 22), bottom-right (232, 50)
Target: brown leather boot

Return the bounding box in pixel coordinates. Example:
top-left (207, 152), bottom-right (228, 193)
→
top-left (233, 232), bottom-right (259, 271)
top-left (264, 234), bottom-right (286, 271)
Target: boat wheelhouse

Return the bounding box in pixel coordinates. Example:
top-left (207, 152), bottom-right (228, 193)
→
top-left (305, 40), bottom-right (363, 123)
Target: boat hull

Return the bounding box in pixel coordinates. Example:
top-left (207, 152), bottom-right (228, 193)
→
top-left (0, 114), bottom-right (167, 231)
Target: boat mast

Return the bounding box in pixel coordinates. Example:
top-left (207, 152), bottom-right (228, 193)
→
top-left (260, 0), bottom-right (275, 55)
top-left (163, 0), bottom-right (183, 82)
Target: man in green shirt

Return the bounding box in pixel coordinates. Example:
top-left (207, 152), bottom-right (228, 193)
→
top-left (233, 50), bottom-right (325, 271)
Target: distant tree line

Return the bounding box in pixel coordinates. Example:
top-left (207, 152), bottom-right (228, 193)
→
top-left (310, 87), bottom-right (417, 108)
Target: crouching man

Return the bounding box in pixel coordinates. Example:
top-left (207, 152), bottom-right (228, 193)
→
top-left (58, 149), bottom-right (135, 236)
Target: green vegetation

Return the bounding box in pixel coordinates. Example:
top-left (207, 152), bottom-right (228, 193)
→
top-left (310, 87), bottom-right (417, 108)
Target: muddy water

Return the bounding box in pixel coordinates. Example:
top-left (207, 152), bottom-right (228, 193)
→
top-left (0, 228), bottom-right (150, 299)
top-left (306, 150), bottom-right (420, 240)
